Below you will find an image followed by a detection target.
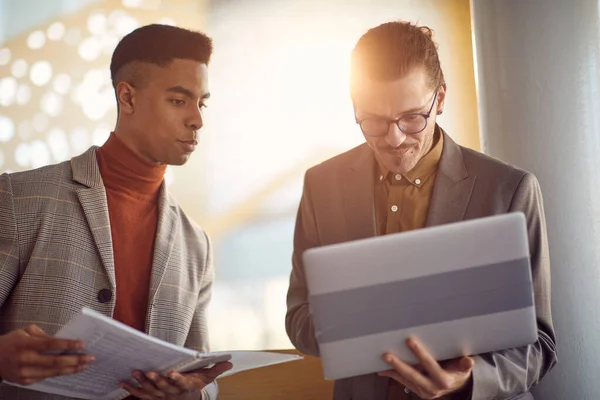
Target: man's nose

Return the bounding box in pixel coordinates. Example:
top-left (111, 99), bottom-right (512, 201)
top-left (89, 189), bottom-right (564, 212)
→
top-left (385, 123), bottom-right (407, 148)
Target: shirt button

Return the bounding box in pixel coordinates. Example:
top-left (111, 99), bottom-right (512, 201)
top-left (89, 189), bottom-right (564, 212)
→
top-left (394, 174), bottom-right (402, 181)
top-left (391, 205), bottom-right (398, 213)
top-left (97, 289), bottom-right (112, 304)
top-left (404, 387), bottom-right (410, 394)
top-left (379, 175), bottom-right (384, 181)
top-left (415, 178), bottom-right (421, 185)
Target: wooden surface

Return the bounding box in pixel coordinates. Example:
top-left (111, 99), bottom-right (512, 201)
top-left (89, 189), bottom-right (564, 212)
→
top-left (217, 349), bottom-right (334, 400)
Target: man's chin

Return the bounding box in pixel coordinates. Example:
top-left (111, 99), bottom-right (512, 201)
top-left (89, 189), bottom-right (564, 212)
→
top-left (169, 152), bottom-right (194, 166)
top-left (381, 157), bottom-right (417, 175)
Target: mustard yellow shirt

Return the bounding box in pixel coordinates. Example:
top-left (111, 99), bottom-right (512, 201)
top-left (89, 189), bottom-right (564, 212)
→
top-left (375, 129), bottom-right (444, 236)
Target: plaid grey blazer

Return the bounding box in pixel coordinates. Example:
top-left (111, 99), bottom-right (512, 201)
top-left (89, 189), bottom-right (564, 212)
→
top-left (0, 147), bottom-right (216, 399)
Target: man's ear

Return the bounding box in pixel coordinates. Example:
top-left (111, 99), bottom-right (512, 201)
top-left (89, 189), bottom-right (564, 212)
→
top-left (436, 83), bottom-right (447, 115)
top-left (116, 81), bottom-right (137, 115)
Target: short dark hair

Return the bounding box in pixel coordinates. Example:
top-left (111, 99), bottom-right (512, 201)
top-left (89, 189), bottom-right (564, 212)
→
top-left (350, 21), bottom-right (444, 91)
top-left (110, 24), bottom-right (213, 89)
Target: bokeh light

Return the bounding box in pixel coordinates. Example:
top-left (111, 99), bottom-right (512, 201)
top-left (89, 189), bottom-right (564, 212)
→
top-left (0, 116), bottom-right (16, 142)
top-left (27, 30), bottom-right (46, 50)
top-left (29, 61), bottom-right (53, 86)
top-left (47, 22), bottom-right (66, 41)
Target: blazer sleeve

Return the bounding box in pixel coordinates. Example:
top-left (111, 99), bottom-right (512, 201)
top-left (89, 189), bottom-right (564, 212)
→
top-left (469, 172), bottom-right (558, 399)
top-left (0, 173), bottom-right (20, 311)
top-left (184, 230), bottom-right (218, 399)
top-left (285, 171), bottom-right (321, 356)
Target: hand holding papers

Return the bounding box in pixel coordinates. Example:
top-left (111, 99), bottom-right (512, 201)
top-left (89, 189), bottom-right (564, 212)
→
top-left (4, 308), bottom-right (301, 400)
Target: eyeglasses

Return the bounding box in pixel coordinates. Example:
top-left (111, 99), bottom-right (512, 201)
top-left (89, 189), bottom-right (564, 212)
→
top-left (355, 90), bottom-right (439, 137)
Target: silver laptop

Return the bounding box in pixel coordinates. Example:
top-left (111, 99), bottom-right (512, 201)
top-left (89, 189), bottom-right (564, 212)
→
top-left (303, 212), bottom-right (538, 380)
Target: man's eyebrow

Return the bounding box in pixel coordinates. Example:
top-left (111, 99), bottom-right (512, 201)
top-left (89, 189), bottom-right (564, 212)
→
top-left (358, 102), bottom-right (428, 119)
top-left (166, 86), bottom-right (210, 100)
top-left (356, 97), bottom-right (432, 119)
top-left (396, 98), bottom-right (433, 115)
top-left (167, 86), bottom-right (195, 98)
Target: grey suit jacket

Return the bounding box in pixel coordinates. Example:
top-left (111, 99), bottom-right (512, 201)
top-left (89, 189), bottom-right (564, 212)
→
top-left (285, 129), bottom-right (557, 400)
top-left (0, 147), bottom-right (217, 399)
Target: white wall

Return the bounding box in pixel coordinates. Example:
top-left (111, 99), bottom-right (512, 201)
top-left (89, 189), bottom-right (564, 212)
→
top-left (471, 1), bottom-right (600, 399)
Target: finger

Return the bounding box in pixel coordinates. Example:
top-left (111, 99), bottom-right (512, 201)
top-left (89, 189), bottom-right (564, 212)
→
top-left (196, 361), bottom-right (233, 379)
top-left (146, 371), bottom-right (183, 395)
top-left (24, 325), bottom-right (50, 338)
top-left (17, 363), bottom-right (89, 380)
top-left (33, 337), bottom-right (86, 354)
top-left (442, 356), bottom-right (475, 373)
top-left (172, 361), bottom-right (233, 390)
top-left (167, 371), bottom-right (197, 392)
top-left (119, 382), bottom-right (153, 400)
top-left (21, 352), bottom-right (95, 369)
top-left (384, 353), bottom-right (438, 395)
top-left (406, 338), bottom-right (450, 389)
top-left (459, 357), bottom-right (475, 372)
top-left (132, 371), bottom-right (165, 398)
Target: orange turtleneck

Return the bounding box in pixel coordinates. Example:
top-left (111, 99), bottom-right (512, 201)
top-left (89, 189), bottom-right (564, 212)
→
top-left (96, 133), bottom-right (167, 332)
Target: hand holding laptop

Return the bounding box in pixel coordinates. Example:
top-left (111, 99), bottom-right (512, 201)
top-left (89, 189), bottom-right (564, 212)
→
top-left (303, 213), bottom-right (537, 380)
top-left (378, 337), bottom-right (474, 399)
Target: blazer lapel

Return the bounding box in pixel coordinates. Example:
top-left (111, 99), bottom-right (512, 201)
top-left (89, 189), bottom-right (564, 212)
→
top-left (342, 144), bottom-right (377, 241)
top-left (72, 147), bottom-right (116, 290)
top-left (426, 130), bottom-right (475, 227)
top-left (148, 184), bottom-right (179, 304)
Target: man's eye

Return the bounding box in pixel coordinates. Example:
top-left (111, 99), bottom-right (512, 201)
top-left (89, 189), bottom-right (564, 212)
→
top-left (171, 99), bottom-right (185, 106)
top-left (199, 103), bottom-right (208, 109)
top-left (402, 114), bottom-right (420, 122)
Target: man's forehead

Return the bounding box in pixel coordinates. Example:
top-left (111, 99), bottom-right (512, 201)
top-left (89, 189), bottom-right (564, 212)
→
top-left (146, 62), bottom-right (209, 92)
top-left (353, 78), bottom-right (432, 116)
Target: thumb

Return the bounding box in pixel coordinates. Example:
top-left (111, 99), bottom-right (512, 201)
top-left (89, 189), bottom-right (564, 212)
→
top-left (209, 361), bottom-right (233, 376)
top-left (458, 356), bottom-right (474, 372)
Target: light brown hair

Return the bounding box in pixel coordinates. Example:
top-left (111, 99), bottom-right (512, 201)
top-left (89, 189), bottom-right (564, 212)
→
top-left (350, 21), bottom-right (445, 91)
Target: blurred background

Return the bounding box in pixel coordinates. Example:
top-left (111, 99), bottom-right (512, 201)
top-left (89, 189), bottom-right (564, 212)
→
top-left (0, 0), bottom-right (479, 351)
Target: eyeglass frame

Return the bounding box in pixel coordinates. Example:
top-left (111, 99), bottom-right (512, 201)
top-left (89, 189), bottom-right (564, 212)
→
top-left (354, 89), bottom-right (440, 137)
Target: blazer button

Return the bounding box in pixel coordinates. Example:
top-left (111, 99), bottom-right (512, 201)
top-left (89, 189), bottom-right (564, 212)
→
top-left (97, 289), bottom-right (112, 304)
